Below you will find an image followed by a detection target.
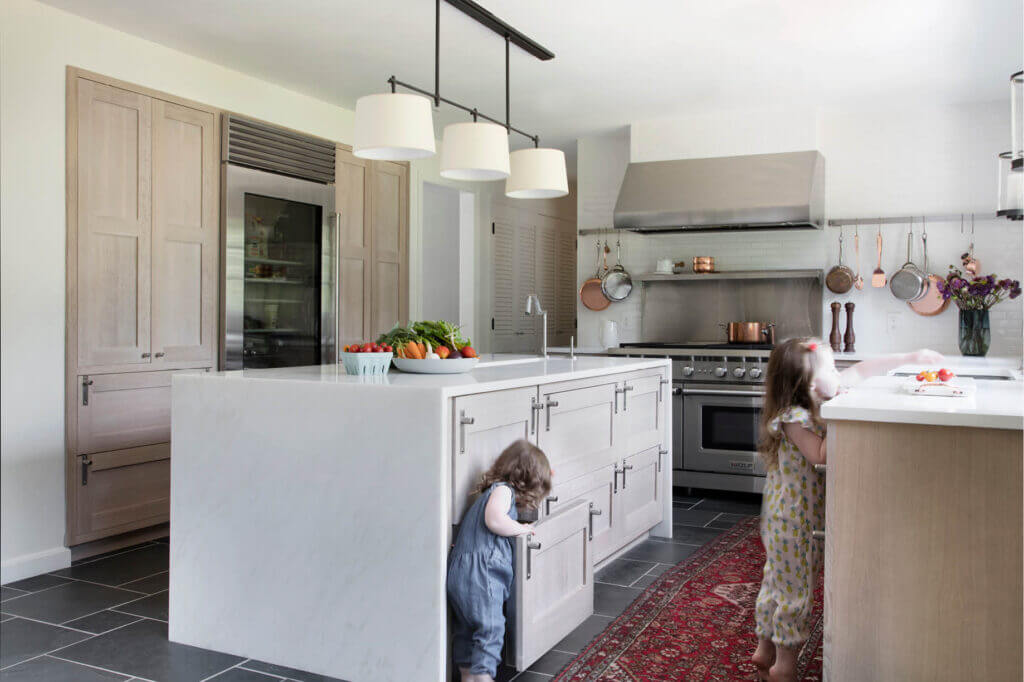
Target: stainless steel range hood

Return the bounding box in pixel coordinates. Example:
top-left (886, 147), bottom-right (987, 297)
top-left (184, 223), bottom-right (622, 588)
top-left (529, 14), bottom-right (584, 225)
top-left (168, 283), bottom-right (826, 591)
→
top-left (613, 150), bottom-right (825, 233)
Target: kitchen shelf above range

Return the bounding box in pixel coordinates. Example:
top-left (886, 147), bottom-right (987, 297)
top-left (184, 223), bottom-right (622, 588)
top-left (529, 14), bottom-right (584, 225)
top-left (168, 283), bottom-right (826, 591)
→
top-left (636, 269), bottom-right (823, 283)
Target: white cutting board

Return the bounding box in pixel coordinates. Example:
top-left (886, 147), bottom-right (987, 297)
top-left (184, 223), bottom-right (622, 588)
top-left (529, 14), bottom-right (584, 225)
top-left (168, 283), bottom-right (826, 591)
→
top-left (901, 376), bottom-right (976, 398)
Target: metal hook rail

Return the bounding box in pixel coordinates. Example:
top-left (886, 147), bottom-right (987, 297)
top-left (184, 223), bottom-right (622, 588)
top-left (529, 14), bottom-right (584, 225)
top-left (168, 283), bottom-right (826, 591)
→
top-left (828, 213), bottom-right (1000, 227)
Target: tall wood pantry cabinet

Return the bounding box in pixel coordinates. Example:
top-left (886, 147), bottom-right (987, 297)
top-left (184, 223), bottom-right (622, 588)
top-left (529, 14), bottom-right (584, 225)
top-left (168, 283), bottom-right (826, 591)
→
top-left (65, 71), bottom-right (220, 546)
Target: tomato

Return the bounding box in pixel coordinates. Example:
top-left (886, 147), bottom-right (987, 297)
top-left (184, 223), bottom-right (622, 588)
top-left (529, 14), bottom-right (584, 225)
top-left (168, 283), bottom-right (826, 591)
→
top-left (916, 373), bottom-right (926, 381)
top-left (362, 343), bottom-right (373, 352)
top-left (348, 346), bottom-right (360, 353)
top-left (461, 346), bottom-right (477, 359)
top-left (937, 368), bottom-right (954, 382)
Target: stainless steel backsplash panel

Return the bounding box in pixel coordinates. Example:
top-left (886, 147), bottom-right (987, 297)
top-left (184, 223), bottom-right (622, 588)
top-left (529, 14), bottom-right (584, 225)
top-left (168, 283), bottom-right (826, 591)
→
top-left (640, 278), bottom-right (822, 343)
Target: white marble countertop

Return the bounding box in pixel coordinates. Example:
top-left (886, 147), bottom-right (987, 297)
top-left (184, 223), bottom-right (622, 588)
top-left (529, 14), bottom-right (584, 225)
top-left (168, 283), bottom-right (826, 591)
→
top-left (821, 375), bottom-right (1024, 430)
top-left (196, 355), bottom-right (669, 397)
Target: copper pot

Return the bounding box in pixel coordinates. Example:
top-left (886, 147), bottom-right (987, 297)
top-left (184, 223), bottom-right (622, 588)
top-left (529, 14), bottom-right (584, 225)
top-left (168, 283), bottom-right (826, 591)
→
top-left (721, 321), bottom-right (776, 344)
top-left (693, 256), bottom-right (715, 273)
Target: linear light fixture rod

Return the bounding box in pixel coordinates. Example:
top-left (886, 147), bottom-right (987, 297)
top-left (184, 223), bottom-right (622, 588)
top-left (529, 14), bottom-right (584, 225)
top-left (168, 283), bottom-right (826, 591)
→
top-left (443, 0), bottom-right (555, 61)
top-left (505, 34), bottom-right (510, 133)
top-left (435, 0), bottom-right (441, 107)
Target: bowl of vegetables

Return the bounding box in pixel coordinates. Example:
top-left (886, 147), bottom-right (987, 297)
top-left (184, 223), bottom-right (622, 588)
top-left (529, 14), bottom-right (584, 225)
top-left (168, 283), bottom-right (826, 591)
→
top-left (379, 320), bottom-right (479, 374)
top-left (341, 341), bottom-right (394, 375)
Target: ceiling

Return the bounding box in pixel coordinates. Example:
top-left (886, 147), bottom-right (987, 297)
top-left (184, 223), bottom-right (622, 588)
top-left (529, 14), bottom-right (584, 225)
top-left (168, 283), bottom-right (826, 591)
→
top-left (41, 0), bottom-right (1022, 170)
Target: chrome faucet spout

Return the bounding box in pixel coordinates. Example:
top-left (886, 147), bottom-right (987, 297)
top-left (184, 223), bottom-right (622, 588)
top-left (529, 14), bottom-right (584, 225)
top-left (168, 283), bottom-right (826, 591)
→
top-left (524, 294), bottom-right (548, 358)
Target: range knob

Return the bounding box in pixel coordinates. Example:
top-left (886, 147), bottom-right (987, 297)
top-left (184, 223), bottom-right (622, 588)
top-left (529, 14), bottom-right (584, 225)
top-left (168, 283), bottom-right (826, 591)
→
top-left (733, 367), bottom-right (746, 378)
top-left (682, 366), bottom-right (695, 377)
top-left (749, 367), bottom-right (763, 379)
top-left (714, 367), bottom-right (727, 378)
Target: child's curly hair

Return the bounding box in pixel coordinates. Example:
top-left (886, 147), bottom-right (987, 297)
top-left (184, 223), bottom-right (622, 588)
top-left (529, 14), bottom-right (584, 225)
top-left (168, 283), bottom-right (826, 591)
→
top-left (477, 439), bottom-right (552, 512)
top-left (758, 338), bottom-right (827, 469)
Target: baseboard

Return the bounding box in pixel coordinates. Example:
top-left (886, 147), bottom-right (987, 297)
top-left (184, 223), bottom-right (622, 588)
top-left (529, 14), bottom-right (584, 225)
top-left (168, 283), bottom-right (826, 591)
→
top-left (70, 523), bottom-right (169, 562)
top-left (1, 546), bottom-right (72, 585)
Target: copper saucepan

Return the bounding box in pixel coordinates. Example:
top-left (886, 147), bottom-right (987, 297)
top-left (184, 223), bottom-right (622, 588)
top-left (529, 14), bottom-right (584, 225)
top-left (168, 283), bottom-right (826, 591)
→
top-left (720, 321), bottom-right (776, 344)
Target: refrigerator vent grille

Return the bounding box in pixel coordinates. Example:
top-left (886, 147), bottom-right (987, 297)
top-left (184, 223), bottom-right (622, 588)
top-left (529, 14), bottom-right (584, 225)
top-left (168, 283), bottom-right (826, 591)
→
top-left (225, 115), bottom-right (335, 184)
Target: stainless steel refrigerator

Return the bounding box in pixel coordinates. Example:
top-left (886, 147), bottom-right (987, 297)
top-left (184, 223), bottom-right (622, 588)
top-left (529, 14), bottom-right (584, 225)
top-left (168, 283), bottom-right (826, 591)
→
top-left (222, 116), bottom-right (337, 370)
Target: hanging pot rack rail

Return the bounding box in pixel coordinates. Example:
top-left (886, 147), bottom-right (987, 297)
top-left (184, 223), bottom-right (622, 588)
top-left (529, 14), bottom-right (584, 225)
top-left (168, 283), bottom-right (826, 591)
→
top-left (384, 0), bottom-right (550, 147)
top-left (828, 213), bottom-right (1001, 227)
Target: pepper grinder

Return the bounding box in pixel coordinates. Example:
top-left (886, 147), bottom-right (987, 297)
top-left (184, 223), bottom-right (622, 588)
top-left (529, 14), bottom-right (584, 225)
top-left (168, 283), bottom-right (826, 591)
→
top-left (844, 302), bottom-right (856, 353)
top-left (829, 302), bottom-right (842, 352)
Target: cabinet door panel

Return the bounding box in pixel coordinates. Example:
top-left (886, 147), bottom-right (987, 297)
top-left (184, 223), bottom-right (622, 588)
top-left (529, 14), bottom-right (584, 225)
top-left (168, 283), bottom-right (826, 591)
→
top-left (151, 99), bottom-right (217, 365)
top-left (369, 161), bottom-right (407, 338)
top-left (537, 381), bottom-right (618, 482)
top-left (336, 148), bottom-right (372, 345)
top-left (547, 465), bottom-right (618, 563)
top-left (78, 445), bottom-right (170, 537)
top-left (77, 79), bottom-right (152, 368)
top-left (452, 387), bottom-right (537, 523)
top-left (618, 446), bottom-right (663, 541)
top-left (618, 372), bottom-right (666, 455)
top-left (507, 500), bottom-right (593, 671)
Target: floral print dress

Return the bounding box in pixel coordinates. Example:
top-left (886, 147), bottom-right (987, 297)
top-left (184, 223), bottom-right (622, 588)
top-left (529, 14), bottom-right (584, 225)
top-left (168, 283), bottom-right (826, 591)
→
top-left (755, 406), bottom-right (825, 647)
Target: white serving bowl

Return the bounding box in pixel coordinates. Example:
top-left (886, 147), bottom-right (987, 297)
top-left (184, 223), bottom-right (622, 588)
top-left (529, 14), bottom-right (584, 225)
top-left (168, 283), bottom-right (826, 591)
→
top-left (392, 357), bottom-right (479, 374)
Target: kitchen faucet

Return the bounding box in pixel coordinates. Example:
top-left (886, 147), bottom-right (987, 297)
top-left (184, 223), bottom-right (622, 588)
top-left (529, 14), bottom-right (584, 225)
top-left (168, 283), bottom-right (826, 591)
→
top-left (525, 294), bottom-right (548, 358)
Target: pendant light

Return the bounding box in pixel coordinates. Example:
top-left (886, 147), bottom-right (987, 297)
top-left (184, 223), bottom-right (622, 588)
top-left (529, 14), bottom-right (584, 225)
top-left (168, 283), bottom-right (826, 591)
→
top-left (997, 151), bottom-right (1023, 220)
top-left (353, 93), bottom-right (435, 161)
top-left (440, 121), bottom-right (510, 181)
top-left (506, 147), bottom-right (568, 198)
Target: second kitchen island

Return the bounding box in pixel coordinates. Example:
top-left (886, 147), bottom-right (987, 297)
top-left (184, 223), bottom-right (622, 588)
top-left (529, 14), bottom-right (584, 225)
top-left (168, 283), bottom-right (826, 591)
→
top-left (169, 356), bottom-right (672, 681)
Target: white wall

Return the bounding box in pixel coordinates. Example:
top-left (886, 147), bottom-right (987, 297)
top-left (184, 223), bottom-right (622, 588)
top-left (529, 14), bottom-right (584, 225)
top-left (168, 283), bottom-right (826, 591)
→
top-left (576, 103), bottom-right (1023, 358)
top-left (420, 183), bottom-right (461, 323)
top-left (0, 0), bottom-right (364, 582)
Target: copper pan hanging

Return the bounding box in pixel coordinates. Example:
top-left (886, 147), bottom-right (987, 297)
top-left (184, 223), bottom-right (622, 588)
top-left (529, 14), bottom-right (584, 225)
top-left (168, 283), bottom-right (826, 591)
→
top-left (580, 239), bottom-right (611, 311)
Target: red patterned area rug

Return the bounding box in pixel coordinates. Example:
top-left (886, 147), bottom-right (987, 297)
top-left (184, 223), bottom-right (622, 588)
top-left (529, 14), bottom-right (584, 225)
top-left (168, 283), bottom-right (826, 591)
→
top-left (554, 518), bottom-right (823, 681)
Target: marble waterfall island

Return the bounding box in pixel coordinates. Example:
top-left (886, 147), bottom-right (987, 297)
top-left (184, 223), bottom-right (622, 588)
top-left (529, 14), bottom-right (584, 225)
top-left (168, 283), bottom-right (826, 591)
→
top-left (169, 356), bottom-right (672, 680)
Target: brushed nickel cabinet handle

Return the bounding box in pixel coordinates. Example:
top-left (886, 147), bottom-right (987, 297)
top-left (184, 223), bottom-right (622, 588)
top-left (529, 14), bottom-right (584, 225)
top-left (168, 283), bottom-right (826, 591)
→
top-left (530, 397), bottom-right (543, 435)
top-left (812, 530), bottom-right (825, 540)
top-left (154, 352), bottom-right (165, 358)
top-left (545, 495), bottom-right (559, 515)
top-left (526, 537), bottom-right (542, 579)
top-left (545, 399), bottom-right (559, 431)
top-left (81, 377), bottom-right (94, 406)
top-left (621, 461), bottom-right (634, 488)
top-left (588, 502), bottom-right (602, 540)
top-left (814, 464), bottom-right (826, 474)
top-left (458, 411), bottom-right (475, 454)
top-left (141, 352), bottom-right (151, 358)
top-left (613, 464), bottom-right (624, 492)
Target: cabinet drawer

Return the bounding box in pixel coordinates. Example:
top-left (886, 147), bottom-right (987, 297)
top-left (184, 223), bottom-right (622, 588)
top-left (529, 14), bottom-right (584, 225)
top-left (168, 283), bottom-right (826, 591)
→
top-left (617, 371), bottom-right (666, 456)
top-left (77, 369), bottom-right (203, 454)
top-left (77, 444), bottom-right (170, 538)
top-left (537, 380), bottom-right (618, 482)
top-left (546, 465), bottom-right (618, 563)
top-left (507, 499), bottom-right (593, 671)
top-left (452, 387), bottom-right (536, 523)
top-left (618, 446), bottom-right (663, 541)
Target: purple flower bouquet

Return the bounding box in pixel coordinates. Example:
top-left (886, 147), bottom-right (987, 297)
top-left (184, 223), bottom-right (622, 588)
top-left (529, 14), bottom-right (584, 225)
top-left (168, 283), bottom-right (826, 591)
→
top-left (935, 268), bottom-right (1020, 356)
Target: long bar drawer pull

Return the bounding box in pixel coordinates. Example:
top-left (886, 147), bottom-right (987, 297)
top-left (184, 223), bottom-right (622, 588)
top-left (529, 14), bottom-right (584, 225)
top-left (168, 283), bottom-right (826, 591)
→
top-left (658, 448), bottom-right (669, 473)
top-left (813, 464), bottom-right (826, 474)
top-left (588, 503), bottom-right (602, 540)
top-left (658, 378), bottom-right (668, 403)
top-left (545, 399), bottom-right (559, 431)
top-left (812, 530), bottom-right (825, 540)
top-left (545, 495), bottom-right (559, 515)
top-left (458, 411), bottom-right (475, 454)
top-left (621, 462), bottom-right (634, 488)
top-left (621, 383), bottom-right (634, 410)
top-left (613, 464), bottom-right (624, 492)
top-left (526, 537), bottom-right (542, 579)
top-left (530, 397), bottom-right (543, 435)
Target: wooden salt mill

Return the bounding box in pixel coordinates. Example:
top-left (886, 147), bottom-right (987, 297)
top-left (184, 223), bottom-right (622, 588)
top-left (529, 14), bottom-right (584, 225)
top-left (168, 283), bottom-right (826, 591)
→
top-left (844, 302), bottom-right (856, 353)
top-left (829, 302), bottom-right (842, 352)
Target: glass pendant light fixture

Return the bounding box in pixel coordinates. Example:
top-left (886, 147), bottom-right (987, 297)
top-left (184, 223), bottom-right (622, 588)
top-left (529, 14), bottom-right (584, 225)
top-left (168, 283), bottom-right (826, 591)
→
top-left (440, 121), bottom-right (510, 181)
top-left (1011, 71), bottom-right (1022, 169)
top-left (997, 151), bottom-right (1023, 220)
top-left (506, 147), bottom-right (568, 198)
top-left (353, 93), bottom-right (436, 161)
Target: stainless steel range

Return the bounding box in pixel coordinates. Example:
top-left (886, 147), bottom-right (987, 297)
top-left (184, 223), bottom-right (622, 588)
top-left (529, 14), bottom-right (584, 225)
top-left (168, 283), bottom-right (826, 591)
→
top-left (611, 342), bottom-right (770, 494)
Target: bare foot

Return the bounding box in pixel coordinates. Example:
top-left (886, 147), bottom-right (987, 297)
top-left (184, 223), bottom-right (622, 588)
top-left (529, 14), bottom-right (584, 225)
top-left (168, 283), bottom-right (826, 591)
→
top-left (751, 637), bottom-right (775, 679)
top-left (768, 644), bottom-right (799, 682)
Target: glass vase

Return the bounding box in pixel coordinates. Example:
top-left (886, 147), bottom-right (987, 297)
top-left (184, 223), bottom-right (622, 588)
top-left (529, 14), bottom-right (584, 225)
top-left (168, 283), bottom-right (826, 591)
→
top-left (958, 309), bottom-right (991, 357)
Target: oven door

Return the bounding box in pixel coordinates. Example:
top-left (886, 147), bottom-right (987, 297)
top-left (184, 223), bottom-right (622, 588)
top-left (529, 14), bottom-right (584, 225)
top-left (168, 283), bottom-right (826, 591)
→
top-left (683, 383), bottom-right (766, 476)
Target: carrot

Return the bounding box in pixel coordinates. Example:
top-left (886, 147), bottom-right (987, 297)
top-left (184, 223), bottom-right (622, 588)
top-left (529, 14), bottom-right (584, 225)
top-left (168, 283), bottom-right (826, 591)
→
top-left (405, 341), bottom-right (423, 359)
top-left (416, 341), bottom-right (426, 357)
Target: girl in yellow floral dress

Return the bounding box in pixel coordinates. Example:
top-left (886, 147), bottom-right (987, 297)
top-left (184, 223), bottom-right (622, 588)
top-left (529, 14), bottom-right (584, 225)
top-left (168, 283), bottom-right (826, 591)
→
top-left (750, 339), bottom-right (942, 682)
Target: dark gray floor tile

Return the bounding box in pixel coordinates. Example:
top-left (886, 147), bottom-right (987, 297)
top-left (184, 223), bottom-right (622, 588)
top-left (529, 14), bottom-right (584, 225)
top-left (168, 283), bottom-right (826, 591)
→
top-left (514, 672), bottom-right (553, 681)
top-left (1, 587), bottom-right (28, 603)
top-left (152, 537), bottom-right (170, 545)
top-left (56, 619), bottom-right (243, 682)
top-left (671, 490), bottom-right (702, 506)
top-left (494, 664), bottom-right (517, 682)
top-left (660, 524), bottom-right (724, 546)
top-left (4, 575), bottom-right (71, 594)
top-left (52, 545), bottom-right (168, 588)
top-left (62, 610), bottom-right (140, 635)
top-left (622, 539), bottom-right (698, 564)
top-left (707, 520), bottom-right (735, 530)
top-left (0, 618), bottom-right (91, 668)
top-left (0, 655), bottom-right (129, 681)
top-left (691, 495), bottom-right (762, 515)
top-left (593, 583), bottom-right (642, 617)
top-left (208, 667), bottom-right (283, 681)
top-left (0, 582), bottom-right (141, 625)
top-left (646, 563), bottom-right (673, 577)
top-left (594, 559), bottom-right (654, 587)
top-left (69, 543), bottom-right (155, 567)
top-left (551, 614), bottom-right (613, 653)
top-left (671, 508), bottom-right (720, 526)
top-left (112, 592), bottom-right (167, 622)
top-left (632, 573), bottom-right (660, 589)
top-left (1, 613), bottom-right (14, 623)
top-left (526, 648), bottom-right (575, 675)
top-left (241, 659), bottom-right (344, 682)
top-left (712, 512), bottom-right (751, 526)
top-left (118, 572), bottom-right (168, 595)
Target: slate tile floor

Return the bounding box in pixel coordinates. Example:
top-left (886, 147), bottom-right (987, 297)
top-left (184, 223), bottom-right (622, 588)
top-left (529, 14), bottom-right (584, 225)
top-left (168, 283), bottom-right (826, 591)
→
top-left (0, 490), bottom-right (760, 682)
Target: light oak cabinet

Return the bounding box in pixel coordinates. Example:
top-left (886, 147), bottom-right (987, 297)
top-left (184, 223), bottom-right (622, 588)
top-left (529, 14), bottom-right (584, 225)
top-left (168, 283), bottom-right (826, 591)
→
top-left (66, 71), bottom-right (219, 546)
top-left (334, 150), bottom-right (409, 346)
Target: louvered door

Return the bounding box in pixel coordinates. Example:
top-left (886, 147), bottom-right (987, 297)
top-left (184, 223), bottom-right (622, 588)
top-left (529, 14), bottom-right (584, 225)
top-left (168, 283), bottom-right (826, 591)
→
top-left (336, 148), bottom-right (372, 345)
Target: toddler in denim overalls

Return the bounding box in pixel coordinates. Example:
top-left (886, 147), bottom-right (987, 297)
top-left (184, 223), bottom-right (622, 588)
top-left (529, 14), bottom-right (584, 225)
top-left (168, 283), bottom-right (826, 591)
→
top-left (447, 439), bottom-right (552, 682)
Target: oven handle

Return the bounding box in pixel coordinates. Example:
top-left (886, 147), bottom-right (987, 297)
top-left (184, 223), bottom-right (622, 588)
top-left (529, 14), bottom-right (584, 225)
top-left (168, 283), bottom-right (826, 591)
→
top-left (682, 386), bottom-right (765, 397)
